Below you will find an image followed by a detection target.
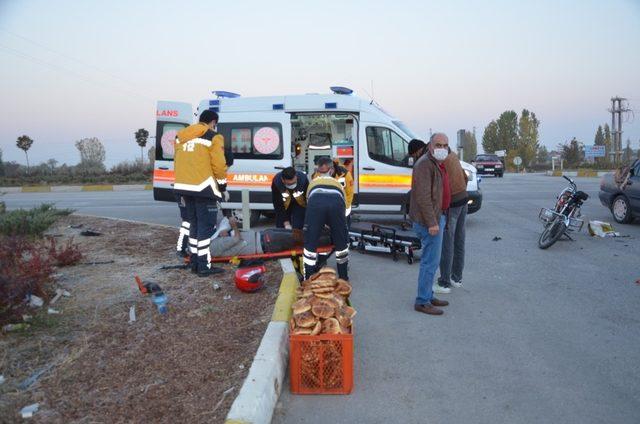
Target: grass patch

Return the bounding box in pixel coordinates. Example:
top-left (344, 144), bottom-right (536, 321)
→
top-left (0, 203), bottom-right (73, 237)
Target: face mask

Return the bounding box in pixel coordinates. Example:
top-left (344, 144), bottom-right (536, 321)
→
top-left (433, 148), bottom-right (448, 161)
top-left (285, 183), bottom-right (297, 189)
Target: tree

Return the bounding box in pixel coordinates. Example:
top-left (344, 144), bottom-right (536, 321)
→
top-left (75, 137), bottom-right (106, 174)
top-left (603, 123), bottom-right (612, 163)
top-left (594, 125), bottom-right (604, 146)
top-left (516, 109), bottom-right (540, 167)
top-left (147, 146), bottom-right (155, 167)
top-left (536, 145), bottom-right (549, 165)
top-left (482, 120), bottom-right (499, 153)
top-left (46, 158), bottom-right (58, 174)
top-left (496, 110), bottom-right (519, 152)
top-left (559, 137), bottom-right (584, 168)
top-left (0, 147), bottom-right (4, 176)
top-left (135, 128), bottom-right (150, 165)
top-left (460, 130), bottom-right (477, 162)
top-left (16, 135), bottom-right (34, 173)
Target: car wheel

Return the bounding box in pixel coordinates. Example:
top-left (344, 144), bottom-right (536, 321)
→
top-left (611, 195), bottom-right (632, 224)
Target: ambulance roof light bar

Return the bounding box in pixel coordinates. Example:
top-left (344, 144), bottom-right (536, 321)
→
top-left (212, 91), bottom-right (241, 99)
top-left (330, 86), bottom-right (353, 95)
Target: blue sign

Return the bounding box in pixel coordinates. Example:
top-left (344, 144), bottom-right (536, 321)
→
top-left (585, 145), bottom-right (606, 158)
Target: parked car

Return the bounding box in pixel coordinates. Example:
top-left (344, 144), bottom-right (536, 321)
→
top-left (473, 154), bottom-right (504, 177)
top-left (598, 159), bottom-right (640, 223)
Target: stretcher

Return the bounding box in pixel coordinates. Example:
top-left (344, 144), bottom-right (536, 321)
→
top-left (349, 221), bottom-right (421, 264)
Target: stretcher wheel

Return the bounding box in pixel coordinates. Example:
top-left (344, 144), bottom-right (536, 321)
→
top-left (407, 255), bottom-right (413, 265)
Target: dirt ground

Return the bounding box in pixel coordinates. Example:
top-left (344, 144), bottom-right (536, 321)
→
top-left (0, 216), bottom-right (281, 423)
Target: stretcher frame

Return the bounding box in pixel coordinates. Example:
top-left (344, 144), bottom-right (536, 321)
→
top-left (349, 222), bottom-right (420, 264)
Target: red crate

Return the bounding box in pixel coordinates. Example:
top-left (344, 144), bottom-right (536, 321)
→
top-left (289, 331), bottom-right (353, 395)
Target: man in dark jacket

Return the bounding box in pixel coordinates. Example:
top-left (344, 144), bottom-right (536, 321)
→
top-left (409, 133), bottom-right (451, 315)
top-left (271, 167), bottom-right (308, 230)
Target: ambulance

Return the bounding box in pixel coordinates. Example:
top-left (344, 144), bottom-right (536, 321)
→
top-left (153, 87), bottom-right (482, 224)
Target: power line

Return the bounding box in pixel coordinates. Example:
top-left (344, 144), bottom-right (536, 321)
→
top-left (0, 27), bottom-right (154, 97)
top-left (0, 43), bottom-right (154, 103)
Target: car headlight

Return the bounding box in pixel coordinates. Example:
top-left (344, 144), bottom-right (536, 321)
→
top-left (495, 163), bottom-right (503, 168)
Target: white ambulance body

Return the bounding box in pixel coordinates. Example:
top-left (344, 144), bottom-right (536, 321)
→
top-left (153, 88), bottom-right (481, 221)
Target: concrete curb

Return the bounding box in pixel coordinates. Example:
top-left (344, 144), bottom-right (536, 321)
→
top-left (545, 170), bottom-right (609, 177)
top-left (0, 184), bottom-right (152, 193)
top-left (225, 258), bottom-right (299, 424)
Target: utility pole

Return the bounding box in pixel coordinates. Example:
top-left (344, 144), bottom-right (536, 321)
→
top-left (609, 97), bottom-right (631, 165)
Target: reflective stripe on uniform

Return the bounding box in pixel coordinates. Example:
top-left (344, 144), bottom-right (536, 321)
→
top-left (197, 239), bottom-right (210, 247)
top-left (216, 178), bottom-right (227, 185)
top-left (174, 176), bottom-right (222, 198)
top-left (303, 256), bottom-right (317, 266)
top-left (345, 207), bottom-right (351, 216)
top-left (303, 249), bottom-right (317, 258)
top-left (335, 247), bottom-right (349, 264)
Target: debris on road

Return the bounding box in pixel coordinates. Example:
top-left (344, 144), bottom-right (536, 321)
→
top-left (50, 289), bottom-right (64, 305)
top-left (20, 403), bottom-right (39, 418)
top-left (80, 229), bottom-right (102, 236)
top-left (28, 295), bottom-right (44, 308)
top-left (47, 308), bottom-right (61, 315)
top-left (3, 323), bottom-right (31, 333)
top-left (129, 306), bottom-right (136, 323)
top-left (213, 283), bottom-right (221, 291)
top-left (0, 375), bottom-right (5, 385)
top-left (588, 221), bottom-right (619, 238)
top-left (19, 363), bottom-right (55, 390)
top-left (492, 236), bottom-right (502, 241)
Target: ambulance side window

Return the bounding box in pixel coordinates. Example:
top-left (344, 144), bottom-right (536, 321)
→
top-left (217, 122), bottom-right (283, 160)
top-left (366, 126), bottom-right (409, 167)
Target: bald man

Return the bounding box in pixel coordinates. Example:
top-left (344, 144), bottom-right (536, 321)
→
top-left (408, 133), bottom-right (452, 316)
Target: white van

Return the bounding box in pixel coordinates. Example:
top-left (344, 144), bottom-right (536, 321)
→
top-left (153, 87), bottom-right (482, 223)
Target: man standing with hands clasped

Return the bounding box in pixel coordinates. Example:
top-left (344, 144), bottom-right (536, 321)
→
top-left (409, 133), bottom-right (451, 315)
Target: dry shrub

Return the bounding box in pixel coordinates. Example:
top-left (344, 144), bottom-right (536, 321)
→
top-left (46, 237), bottom-right (83, 266)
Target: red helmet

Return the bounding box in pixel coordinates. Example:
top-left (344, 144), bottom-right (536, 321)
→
top-left (235, 266), bottom-right (266, 293)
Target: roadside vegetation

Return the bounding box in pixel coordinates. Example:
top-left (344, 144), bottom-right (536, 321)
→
top-left (0, 130), bottom-right (154, 186)
top-left (0, 204), bottom-right (80, 325)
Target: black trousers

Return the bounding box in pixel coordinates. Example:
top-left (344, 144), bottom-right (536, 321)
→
top-left (303, 193), bottom-right (349, 280)
top-left (183, 195), bottom-right (218, 272)
top-left (275, 203), bottom-right (306, 230)
top-left (175, 193), bottom-right (190, 254)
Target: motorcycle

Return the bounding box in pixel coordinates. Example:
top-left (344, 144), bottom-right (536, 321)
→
top-left (538, 176), bottom-right (589, 249)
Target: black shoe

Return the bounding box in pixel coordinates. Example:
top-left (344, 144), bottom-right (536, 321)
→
top-left (197, 267), bottom-right (225, 277)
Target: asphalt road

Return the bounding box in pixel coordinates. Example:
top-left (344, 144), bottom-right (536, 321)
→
top-left (4, 175), bottom-right (640, 423)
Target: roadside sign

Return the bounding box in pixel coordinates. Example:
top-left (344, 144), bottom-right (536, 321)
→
top-left (584, 145), bottom-right (606, 158)
top-left (513, 156), bottom-right (522, 166)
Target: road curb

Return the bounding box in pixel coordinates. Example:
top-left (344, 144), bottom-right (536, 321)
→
top-left (1, 184), bottom-right (152, 193)
top-left (225, 258), bottom-right (298, 424)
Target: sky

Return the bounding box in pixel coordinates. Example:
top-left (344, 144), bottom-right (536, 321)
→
top-left (1, 0), bottom-right (639, 166)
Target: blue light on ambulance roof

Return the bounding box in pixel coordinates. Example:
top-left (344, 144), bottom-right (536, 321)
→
top-left (212, 91), bottom-right (241, 99)
top-left (209, 99), bottom-right (220, 106)
top-left (272, 104), bottom-right (284, 110)
top-left (325, 102), bottom-right (337, 109)
top-left (330, 86), bottom-right (353, 95)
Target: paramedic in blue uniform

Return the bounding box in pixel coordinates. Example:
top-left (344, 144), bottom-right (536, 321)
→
top-left (271, 166), bottom-right (308, 230)
top-left (303, 157), bottom-right (349, 280)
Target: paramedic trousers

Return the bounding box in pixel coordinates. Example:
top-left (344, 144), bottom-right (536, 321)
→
top-left (184, 195), bottom-right (218, 272)
top-left (303, 193), bottom-right (349, 280)
top-left (413, 215), bottom-right (445, 306)
top-left (175, 193), bottom-right (190, 255)
top-left (438, 204), bottom-right (467, 285)
top-left (275, 202), bottom-right (306, 230)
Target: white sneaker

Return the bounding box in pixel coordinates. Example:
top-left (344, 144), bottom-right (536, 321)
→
top-left (433, 283), bottom-right (451, 294)
top-left (451, 280), bottom-right (463, 288)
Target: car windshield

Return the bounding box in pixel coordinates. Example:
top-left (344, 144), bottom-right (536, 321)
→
top-left (476, 155), bottom-right (500, 161)
top-left (392, 121), bottom-right (417, 139)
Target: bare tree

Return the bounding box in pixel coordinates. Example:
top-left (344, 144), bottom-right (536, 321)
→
top-left (135, 128), bottom-right (150, 165)
top-left (46, 158), bottom-right (58, 174)
top-left (75, 137), bottom-right (106, 174)
top-left (16, 135), bottom-right (34, 173)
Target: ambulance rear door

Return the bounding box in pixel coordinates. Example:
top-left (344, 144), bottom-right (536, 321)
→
top-left (153, 101), bottom-right (194, 201)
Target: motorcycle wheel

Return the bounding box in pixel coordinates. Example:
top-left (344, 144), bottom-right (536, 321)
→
top-left (538, 217), bottom-right (566, 249)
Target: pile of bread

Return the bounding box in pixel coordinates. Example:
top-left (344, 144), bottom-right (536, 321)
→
top-left (290, 267), bottom-right (356, 336)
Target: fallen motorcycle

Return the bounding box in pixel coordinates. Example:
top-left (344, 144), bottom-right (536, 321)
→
top-left (538, 176), bottom-right (589, 249)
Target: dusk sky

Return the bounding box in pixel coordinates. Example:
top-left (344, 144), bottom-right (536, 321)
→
top-left (1, 0), bottom-right (639, 166)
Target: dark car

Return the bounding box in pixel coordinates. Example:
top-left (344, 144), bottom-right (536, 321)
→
top-left (473, 154), bottom-right (504, 177)
top-left (598, 159), bottom-right (640, 223)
